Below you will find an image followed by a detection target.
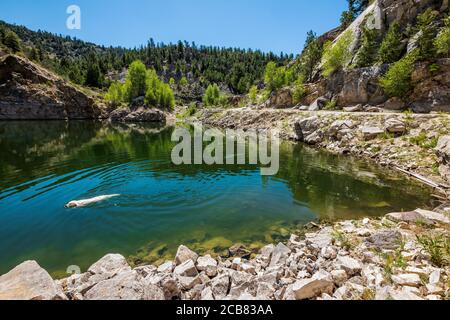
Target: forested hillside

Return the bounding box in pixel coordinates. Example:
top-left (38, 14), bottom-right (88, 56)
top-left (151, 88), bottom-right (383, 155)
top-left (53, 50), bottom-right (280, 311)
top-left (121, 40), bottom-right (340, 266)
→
top-left (0, 20), bottom-right (290, 95)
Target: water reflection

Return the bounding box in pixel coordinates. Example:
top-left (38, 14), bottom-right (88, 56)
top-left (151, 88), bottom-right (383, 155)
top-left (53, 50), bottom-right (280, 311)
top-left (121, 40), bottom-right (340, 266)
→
top-left (0, 121), bottom-right (433, 275)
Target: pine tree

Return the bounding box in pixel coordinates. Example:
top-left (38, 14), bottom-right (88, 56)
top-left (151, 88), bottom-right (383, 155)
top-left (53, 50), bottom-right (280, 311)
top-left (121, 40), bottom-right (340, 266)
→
top-left (298, 31), bottom-right (323, 81)
top-left (354, 26), bottom-right (379, 68)
top-left (85, 53), bottom-right (103, 88)
top-left (378, 22), bottom-right (403, 64)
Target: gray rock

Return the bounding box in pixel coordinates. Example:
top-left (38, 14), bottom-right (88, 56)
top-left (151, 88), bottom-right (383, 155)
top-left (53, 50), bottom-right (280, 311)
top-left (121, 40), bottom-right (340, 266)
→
top-left (174, 260), bottom-right (198, 277)
top-left (305, 227), bottom-right (332, 250)
top-left (391, 274), bottom-right (422, 287)
top-left (85, 270), bottom-right (145, 300)
top-left (336, 256), bottom-right (362, 276)
top-left (385, 118), bottom-right (407, 134)
top-left (415, 209), bottom-right (450, 225)
top-left (384, 97), bottom-right (406, 111)
top-left (210, 274), bottom-right (230, 300)
top-left (175, 245), bottom-right (199, 266)
top-left (386, 211), bottom-right (435, 226)
top-left (88, 254), bottom-right (131, 277)
top-left (177, 276), bottom-right (202, 291)
top-left (269, 243), bottom-right (291, 267)
top-left (0, 261), bottom-right (66, 300)
top-left (365, 230), bottom-right (402, 250)
top-left (291, 270), bottom-right (334, 300)
top-left (294, 116), bottom-right (321, 142)
top-left (157, 261), bottom-right (175, 273)
top-left (309, 97), bottom-right (328, 111)
top-left (109, 107), bottom-right (166, 123)
top-left (361, 126), bottom-right (384, 140)
top-left (196, 255), bottom-right (218, 277)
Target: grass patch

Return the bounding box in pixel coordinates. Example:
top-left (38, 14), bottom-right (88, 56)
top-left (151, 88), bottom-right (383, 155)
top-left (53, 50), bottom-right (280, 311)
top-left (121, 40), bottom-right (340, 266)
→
top-left (416, 234), bottom-right (450, 267)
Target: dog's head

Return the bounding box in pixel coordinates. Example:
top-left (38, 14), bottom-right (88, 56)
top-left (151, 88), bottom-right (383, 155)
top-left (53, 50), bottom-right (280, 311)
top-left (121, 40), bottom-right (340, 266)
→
top-left (65, 201), bottom-right (78, 208)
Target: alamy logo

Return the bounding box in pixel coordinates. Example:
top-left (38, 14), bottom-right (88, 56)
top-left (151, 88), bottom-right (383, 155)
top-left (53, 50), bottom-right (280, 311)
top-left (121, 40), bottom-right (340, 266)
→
top-left (171, 126), bottom-right (280, 176)
top-left (66, 5), bottom-right (81, 30)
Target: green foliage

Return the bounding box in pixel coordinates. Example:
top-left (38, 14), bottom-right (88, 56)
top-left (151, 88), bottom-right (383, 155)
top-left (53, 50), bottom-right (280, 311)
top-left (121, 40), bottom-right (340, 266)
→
top-left (3, 30), bottom-right (21, 53)
top-left (416, 234), bottom-right (449, 267)
top-left (409, 130), bottom-right (438, 149)
top-left (324, 99), bottom-right (338, 110)
top-left (378, 22), bottom-right (403, 64)
top-left (292, 77), bottom-right (307, 104)
top-left (354, 26), bottom-right (379, 68)
top-left (145, 69), bottom-right (175, 109)
top-left (321, 31), bottom-right (353, 77)
top-left (105, 60), bottom-right (175, 110)
top-left (248, 85), bottom-right (258, 104)
top-left (85, 52), bottom-right (104, 88)
top-left (203, 84), bottom-right (222, 106)
top-left (169, 77), bottom-right (176, 86)
top-left (123, 60), bottom-right (147, 101)
top-left (331, 229), bottom-right (353, 250)
top-left (105, 81), bottom-right (123, 106)
top-left (297, 31), bottom-right (323, 82)
top-left (0, 20), bottom-right (290, 95)
top-left (179, 76), bottom-right (189, 86)
top-left (381, 240), bottom-right (408, 280)
top-left (415, 9), bottom-right (439, 60)
top-left (379, 52), bottom-right (417, 97)
top-left (435, 15), bottom-right (450, 57)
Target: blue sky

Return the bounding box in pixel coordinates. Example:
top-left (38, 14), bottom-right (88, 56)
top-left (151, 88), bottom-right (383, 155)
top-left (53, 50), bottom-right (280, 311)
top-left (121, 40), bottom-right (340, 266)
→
top-left (0, 0), bottom-right (347, 54)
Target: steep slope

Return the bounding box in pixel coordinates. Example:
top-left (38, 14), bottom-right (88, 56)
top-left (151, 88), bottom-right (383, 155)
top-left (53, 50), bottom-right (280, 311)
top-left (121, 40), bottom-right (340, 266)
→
top-left (0, 55), bottom-right (105, 120)
top-left (268, 0), bottom-right (450, 113)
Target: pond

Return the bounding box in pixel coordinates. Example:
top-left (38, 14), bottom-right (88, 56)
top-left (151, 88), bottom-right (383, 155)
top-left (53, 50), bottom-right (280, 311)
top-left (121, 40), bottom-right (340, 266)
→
top-left (0, 121), bottom-right (434, 276)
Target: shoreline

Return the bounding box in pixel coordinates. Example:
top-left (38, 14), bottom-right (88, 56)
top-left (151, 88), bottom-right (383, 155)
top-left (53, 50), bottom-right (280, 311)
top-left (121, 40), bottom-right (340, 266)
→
top-left (195, 108), bottom-right (450, 197)
top-left (0, 209), bottom-right (448, 300)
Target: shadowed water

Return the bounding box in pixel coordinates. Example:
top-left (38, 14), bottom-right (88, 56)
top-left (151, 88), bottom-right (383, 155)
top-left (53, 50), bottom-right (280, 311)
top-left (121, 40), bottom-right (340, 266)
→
top-left (0, 121), bottom-right (434, 276)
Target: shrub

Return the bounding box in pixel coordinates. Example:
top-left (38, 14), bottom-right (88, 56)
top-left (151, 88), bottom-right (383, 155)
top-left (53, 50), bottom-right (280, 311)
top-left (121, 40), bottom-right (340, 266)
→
top-left (321, 31), bottom-right (353, 77)
top-left (379, 22), bottom-right (403, 64)
top-left (179, 76), bottom-right (189, 86)
top-left (3, 30), bottom-right (21, 53)
top-left (264, 61), bottom-right (289, 92)
top-left (435, 15), bottom-right (450, 57)
top-left (292, 77), bottom-right (307, 104)
top-left (248, 85), bottom-right (258, 104)
top-left (105, 81), bottom-right (123, 106)
top-left (416, 234), bottom-right (449, 267)
top-left (203, 83), bottom-right (221, 106)
top-left (324, 99), bottom-right (338, 110)
top-left (380, 52), bottom-right (418, 97)
top-left (145, 69), bottom-right (175, 109)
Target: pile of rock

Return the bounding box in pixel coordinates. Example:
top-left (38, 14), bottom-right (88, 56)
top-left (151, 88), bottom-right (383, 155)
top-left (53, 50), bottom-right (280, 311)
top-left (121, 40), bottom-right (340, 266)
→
top-left (0, 209), bottom-right (448, 300)
top-left (109, 107), bottom-right (166, 123)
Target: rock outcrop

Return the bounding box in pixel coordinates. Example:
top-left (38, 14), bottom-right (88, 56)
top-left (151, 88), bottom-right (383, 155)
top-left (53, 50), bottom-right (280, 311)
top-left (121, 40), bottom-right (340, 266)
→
top-left (109, 107), bottom-right (166, 123)
top-left (0, 55), bottom-right (105, 120)
top-left (0, 261), bottom-right (65, 300)
top-left (436, 136), bottom-right (450, 183)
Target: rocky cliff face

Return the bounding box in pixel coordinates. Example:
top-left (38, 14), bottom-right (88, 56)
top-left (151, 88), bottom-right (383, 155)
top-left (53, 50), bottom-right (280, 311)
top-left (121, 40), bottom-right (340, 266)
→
top-left (263, 0), bottom-right (450, 113)
top-left (0, 55), bottom-right (105, 120)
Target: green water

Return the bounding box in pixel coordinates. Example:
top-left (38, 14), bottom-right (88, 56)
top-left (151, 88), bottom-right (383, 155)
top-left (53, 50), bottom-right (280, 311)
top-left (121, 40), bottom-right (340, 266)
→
top-left (0, 121), bottom-right (434, 276)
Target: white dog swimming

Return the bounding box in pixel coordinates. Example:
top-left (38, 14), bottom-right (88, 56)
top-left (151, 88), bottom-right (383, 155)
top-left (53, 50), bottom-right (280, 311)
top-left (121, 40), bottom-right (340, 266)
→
top-left (65, 194), bottom-right (120, 208)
